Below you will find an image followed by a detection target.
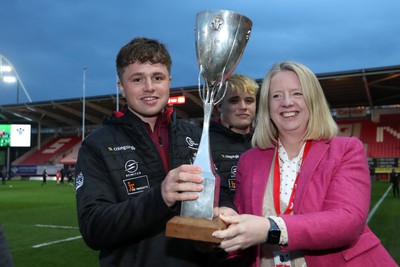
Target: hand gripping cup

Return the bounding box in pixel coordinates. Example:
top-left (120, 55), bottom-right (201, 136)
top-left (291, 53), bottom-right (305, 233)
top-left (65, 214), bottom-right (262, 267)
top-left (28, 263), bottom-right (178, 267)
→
top-left (166, 10), bottom-right (252, 244)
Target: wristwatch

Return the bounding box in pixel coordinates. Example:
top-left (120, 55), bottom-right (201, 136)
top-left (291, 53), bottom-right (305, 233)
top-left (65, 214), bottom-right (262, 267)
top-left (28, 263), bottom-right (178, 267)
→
top-left (266, 217), bottom-right (281, 245)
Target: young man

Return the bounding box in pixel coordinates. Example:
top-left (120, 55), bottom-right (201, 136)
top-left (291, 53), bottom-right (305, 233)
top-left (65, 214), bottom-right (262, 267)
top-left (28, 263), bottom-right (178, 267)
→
top-left (75, 37), bottom-right (234, 267)
top-left (210, 74), bottom-right (259, 203)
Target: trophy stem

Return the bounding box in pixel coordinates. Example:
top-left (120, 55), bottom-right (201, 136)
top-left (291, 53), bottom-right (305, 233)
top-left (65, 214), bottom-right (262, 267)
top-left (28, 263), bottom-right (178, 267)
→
top-left (181, 101), bottom-right (216, 220)
top-left (194, 102), bottom-right (213, 172)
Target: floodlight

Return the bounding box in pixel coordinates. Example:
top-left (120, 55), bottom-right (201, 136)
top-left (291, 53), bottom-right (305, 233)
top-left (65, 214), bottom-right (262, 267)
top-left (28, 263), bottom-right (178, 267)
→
top-left (3, 76), bottom-right (17, 83)
top-left (1, 65), bottom-right (12, 72)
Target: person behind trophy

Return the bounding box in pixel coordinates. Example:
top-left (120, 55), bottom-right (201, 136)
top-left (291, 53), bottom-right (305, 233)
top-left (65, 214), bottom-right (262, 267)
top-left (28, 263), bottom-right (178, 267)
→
top-left (210, 74), bottom-right (259, 205)
top-left (75, 37), bottom-right (236, 267)
top-left (212, 61), bottom-right (397, 266)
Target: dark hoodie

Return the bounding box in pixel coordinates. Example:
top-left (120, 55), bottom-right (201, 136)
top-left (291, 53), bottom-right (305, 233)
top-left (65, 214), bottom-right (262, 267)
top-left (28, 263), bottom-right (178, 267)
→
top-left (209, 121), bottom-right (253, 204)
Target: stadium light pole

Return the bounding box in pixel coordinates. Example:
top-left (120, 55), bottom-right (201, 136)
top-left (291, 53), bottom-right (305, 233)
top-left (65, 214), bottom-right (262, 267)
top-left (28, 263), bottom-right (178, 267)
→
top-left (0, 54), bottom-right (32, 103)
top-left (0, 55), bottom-right (33, 180)
top-left (116, 74), bottom-right (120, 111)
top-left (82, 67), bottom-right (87, 142)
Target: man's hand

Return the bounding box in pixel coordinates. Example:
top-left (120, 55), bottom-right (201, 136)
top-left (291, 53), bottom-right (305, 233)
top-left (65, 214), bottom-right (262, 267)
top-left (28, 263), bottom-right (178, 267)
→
top-left (161, 164), bottom-right (204, 207)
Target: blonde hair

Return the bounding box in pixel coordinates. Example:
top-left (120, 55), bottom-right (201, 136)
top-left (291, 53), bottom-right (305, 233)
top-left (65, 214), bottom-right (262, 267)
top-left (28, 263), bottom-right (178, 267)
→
top-left (225, 73), bottom-right (259, 96)
top-left (252, 61), bottom-right (338, 149)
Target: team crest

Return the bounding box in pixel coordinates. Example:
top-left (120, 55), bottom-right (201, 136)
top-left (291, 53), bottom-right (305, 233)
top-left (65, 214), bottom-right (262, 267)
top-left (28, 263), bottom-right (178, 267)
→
top-left (75, 172), bottom-right (84, 192)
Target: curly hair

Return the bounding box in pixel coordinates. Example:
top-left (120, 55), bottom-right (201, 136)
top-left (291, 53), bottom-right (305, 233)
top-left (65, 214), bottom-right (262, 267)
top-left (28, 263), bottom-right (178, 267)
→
top-left (116, 37), bottom-right (172, 82)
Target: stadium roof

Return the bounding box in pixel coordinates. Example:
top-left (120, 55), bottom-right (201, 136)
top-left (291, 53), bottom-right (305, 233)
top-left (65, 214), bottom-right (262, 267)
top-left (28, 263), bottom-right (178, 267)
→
top-left (1, 64), bottom-right (400, 129)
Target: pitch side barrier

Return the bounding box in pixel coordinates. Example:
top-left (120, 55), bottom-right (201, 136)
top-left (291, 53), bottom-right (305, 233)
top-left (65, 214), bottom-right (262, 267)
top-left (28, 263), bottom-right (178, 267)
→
top-left (10, 164), bottom-right (63, 180)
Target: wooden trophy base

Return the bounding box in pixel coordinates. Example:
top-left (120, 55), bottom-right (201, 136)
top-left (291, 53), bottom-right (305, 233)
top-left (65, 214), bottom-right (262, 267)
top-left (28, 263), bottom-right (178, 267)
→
top-left (166, 216), bottom-right (227, 243)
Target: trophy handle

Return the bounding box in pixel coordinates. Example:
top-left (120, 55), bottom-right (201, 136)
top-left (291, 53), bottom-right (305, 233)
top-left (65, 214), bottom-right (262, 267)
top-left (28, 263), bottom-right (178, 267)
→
top-left (198, 65), bottom-right (228, 106)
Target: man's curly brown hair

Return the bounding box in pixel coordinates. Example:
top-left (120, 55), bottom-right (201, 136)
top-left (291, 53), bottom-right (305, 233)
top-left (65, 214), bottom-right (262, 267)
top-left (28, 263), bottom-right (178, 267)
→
top-left (116, 37), bottom-right (172, 82)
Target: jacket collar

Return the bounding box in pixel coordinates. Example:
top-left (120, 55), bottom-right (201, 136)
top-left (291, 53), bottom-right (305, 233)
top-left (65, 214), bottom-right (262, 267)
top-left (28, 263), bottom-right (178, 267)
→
top-left (104, 106), bottom-right (175, 126)
top-left (210, 120), bottom-right (253, 142)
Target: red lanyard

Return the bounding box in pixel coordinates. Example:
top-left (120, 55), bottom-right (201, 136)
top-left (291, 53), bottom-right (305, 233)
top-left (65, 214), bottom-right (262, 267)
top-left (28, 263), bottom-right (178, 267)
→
top-left (273, 141), bottom-right (311, 215)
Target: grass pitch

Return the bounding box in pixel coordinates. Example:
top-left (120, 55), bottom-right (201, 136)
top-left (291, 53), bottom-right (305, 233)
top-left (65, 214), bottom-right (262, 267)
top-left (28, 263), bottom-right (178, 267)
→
top-left (368, 180), bottom-right (399, 264)
top-left (0, 179), bottom-right (398, 266)
top-left (1, 180), bottom-right (98, 267)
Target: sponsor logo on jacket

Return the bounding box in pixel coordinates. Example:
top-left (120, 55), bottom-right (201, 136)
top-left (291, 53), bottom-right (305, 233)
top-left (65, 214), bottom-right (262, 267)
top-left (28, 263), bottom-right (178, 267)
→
top-left (230, 165), bottom-right (237, 178)
top-left (228, 179), bottom-right (236, 191)
top-left (123, 175), bottom-right (150, 195)
top-left (221, 154), bottom-right (240, 159)
top-left (122, 159), bottom-right (150, 195)
top-left (228, 166), bottom-right (237, 191)
top-left (186, 137), bottom-right (199, 150)
top-left (107, 145), bottom-right (136, 152)
top-left (125, 159), bottom-right (140, 174)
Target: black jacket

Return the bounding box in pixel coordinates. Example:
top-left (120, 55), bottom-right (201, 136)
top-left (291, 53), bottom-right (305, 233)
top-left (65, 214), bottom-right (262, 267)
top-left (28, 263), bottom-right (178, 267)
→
top-left (76, 110), bottom-right (223, 267)
top-left (209, 121), bottom-right (253, 204)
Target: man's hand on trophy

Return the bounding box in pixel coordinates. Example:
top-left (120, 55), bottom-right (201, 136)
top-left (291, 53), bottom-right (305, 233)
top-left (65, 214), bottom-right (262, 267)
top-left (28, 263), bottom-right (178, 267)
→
top-left (161, 164), bottom-right (204, 207)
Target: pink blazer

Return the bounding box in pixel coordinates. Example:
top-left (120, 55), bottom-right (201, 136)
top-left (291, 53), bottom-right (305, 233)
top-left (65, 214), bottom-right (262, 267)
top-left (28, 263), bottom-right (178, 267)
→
top-left (234, 137), bottom-right (397, 267)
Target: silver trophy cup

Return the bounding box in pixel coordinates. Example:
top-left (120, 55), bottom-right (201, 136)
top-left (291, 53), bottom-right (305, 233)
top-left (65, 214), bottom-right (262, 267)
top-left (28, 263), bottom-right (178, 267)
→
top-left (181, 10), bottom-right (252, 220)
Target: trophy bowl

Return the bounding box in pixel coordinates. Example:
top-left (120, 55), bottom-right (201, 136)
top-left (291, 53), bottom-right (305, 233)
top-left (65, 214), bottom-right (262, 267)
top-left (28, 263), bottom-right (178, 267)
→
top-left (195, 10), bottom-right (252, 88)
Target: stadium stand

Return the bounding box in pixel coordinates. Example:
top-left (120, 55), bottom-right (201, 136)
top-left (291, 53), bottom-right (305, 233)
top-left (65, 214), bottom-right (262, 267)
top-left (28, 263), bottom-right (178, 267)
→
top-left (337, 120), bottom-right (400, 158)
top-left (59, 142), bottom-right (81, 165)
top-left (360, 122), bottom-right (400, 158)
top-left (1, 65), bottom-right (399, 180)
top-left (335, 115), bottom-right (400, 181)
top-left (15, 136), bottom-right (81, 165)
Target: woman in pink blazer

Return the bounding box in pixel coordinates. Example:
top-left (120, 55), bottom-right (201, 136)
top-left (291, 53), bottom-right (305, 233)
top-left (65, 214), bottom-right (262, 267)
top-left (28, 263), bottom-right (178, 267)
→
top-left (213, 62), bottom-right (397, 266)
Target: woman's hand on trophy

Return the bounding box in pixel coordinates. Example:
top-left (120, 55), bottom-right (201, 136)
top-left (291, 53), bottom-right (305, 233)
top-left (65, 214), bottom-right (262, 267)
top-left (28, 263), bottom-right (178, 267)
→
top-left (161, 164), bottom-right (204, 207)
top-left (218, 206), bottom-right (238, 217)
top-left (212, 214), bottom-right (269, 252)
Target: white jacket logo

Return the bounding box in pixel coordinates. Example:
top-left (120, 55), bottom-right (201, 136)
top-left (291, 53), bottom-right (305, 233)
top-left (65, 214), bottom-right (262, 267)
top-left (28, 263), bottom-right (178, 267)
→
top-left (125, 160), bottom-right (139, 173)
top-left (230, 166), bottom-right (237, 177)
top-left (108, 145), bottom-right (136, 152)
top-left (186, 137), bottom-right (198, 150)
top-left (75, 172), bottom-right (84, 192)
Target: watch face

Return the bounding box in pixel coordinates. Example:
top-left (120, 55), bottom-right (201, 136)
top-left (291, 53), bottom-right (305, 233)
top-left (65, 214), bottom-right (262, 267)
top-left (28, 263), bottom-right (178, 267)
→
top-left (267, 218), bottom-right (281, 244)
top-left (270, 230), bottom-right (280, 238)
top-left (267, 229), bottom-right (281, 244)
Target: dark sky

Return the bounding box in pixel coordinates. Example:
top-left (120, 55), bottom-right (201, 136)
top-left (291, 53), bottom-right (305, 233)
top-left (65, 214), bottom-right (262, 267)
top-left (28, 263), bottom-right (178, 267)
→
top-left (0, 0), bottom-right (399, 105)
